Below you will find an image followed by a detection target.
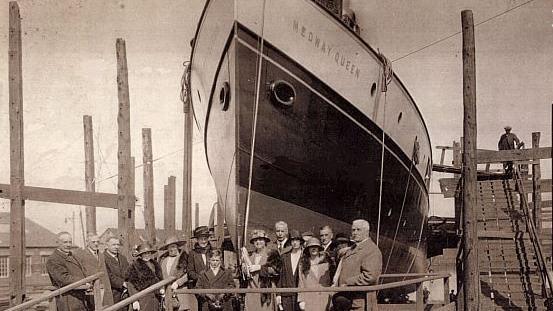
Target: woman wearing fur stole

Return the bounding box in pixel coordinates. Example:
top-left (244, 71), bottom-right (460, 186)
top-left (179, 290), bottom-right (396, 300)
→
top-left (127, 242), bottom-right (164, 310)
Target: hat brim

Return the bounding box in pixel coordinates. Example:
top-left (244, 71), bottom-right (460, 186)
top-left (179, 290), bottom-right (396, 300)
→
top-left (304, 244), bottom-right (324, 251)
top-left (160, 240), bottom-right (186, 250)
top-left (136, 249), bottom-right (157, 256)
top-left (336, 239), bottom-right (355, 246)
top-left (250, 237), bottom-right (271, 244)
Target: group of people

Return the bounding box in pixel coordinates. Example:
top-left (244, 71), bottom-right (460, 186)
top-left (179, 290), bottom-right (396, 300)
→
top-left (46, 219), bottom-right (383, 311)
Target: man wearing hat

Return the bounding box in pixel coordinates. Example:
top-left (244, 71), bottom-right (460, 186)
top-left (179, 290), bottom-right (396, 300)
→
top-left (159, 236), bottom-right (196, 310)
top-left (498, 125), bottom-right (523, 175)
top-left (188, 226), bottom-right (213, 308)
top-left (277, 230), bottom-right (303, 311)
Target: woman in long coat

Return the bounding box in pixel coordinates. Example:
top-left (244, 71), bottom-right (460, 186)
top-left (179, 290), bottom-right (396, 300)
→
top-left (159, 236), bottom-right (197, 311)
top-left (297, 238), bottom-right (333, 311)
top-left (127, 243), bottom-right (163, 311)
top-left (241, 229), bottom-right (281, 311)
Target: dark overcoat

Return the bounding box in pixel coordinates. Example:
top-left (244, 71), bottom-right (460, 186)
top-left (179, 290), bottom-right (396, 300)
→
top-left (127, 258), bottom-right (163, 311)
top-left (187, 244), bottom-right (211, 287)
top-left (104, 251), bottom-right (130, 305)
top-left (196, 268), bottom-right (235, 311)
top-left (278, 250), bottom-right (302, 311)
top-left (46, 249), bottom-right (92, 311)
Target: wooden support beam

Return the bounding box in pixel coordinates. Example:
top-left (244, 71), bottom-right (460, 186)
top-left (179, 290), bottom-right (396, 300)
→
top-left (531, 132), bottom-right (542, 232)
top-left (142, 128), bottom-right (156, 244)
top-left (182, 108), bottom-right (193, 241)
top-left (116, 38), bottom-right (133, 257)
top-left (461, 10), bottom-right (479, 309)
top-left (8, 1), bottom-right (25, 305)
top-left (438, 178), bottom-right (552, 198)
top-left (83, 115), bottom-right (96, 236)
top-left (0, 184), bottom-right (121, 208)
top-left (195, 202), bottom-right (200, 230)
top-left (216, 201), bottom-right (224, 248)
top-left (476, 147), bottom-right (551, 164)
top-left (128, 156), bottom-right (136, 248)
top-left (164, 176), bottom-right (176, 235)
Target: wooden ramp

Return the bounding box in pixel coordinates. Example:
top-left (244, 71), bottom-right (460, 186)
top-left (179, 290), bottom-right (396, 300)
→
top-left (476, 179), bottom-right (548, 310)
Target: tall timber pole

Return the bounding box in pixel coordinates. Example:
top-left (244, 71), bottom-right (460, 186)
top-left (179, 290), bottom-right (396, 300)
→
top-left (83, 115), bottom-right (96, 236)
top-left (116, 38), bottom-right (134, 257)
top-left (8, 1), bottom-right (25, 305)
top-left (461, 10), bottom-right (479, 310)
top-left (142, 128), bottom-right (156, 244)
top-left (182, 74), bottom-right (193, 241)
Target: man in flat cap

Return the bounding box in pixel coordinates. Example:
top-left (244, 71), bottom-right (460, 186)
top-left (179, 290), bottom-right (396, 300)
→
top-left (498, 126), bottom-right (523, 176)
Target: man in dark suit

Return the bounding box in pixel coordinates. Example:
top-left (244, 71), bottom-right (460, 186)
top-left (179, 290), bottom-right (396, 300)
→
top-left (274, 221), bottom-right (291, 254)
top-left (188, 226), bottom-right (213, 308)
top-left (276, 230), bottom-right (303, 311)
top-left (46, 232), bottom-right (93, 311)
top-left (103, 236), bottom-right (130, 307)
top-left (332, 220), bottom-right (382, 311)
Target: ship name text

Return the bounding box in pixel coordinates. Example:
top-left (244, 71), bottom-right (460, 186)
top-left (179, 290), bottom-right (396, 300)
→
top-left (293, 20), bottom-right (360, 80)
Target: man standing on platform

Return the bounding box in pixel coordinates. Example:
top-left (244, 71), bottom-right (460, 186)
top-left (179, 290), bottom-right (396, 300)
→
top-left (103, 236), bottom-right (130, 307)
top-left (47, 232), bottom-right (93, 311)
top-left (332, 220), bottom-right (382, 311)
top-left (498, 125), bottom-right (523, 175)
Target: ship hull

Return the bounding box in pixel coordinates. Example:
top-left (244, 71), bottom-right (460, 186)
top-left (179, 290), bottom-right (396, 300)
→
top-left (190, 0), bottom-right (432, 277)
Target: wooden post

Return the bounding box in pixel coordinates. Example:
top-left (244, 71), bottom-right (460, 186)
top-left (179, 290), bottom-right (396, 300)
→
top-left (166, 176), bottom-right (176, 235)
top-left (8, 1), bottom-right (26, 305)
top-left (453, 140), bottom-right (462, 231)
top-left (83, 115), bottom-right (97, 236)
top-left (195, 202), bottom-right (200, 229)
top-left (182, 96), bottom-right (193, 241)
top-left (128, 156), bottom-right (136, 247)
top-left (93, 279), bottom-right (102, 311)
top-left (443, 276), bottom-right (450, 304)
top-left (116, 38), bottom-right (133, 257)
top-left (531, 132), bottom-right (542, 232)
top-left (216, 201), bottom-right (225, 248)
top-left (461, 10), bottom-right (480, 310)
top-left (415, 283), bottom-right (424, 311)
top-left (142, 128), bottom-right (156, 244)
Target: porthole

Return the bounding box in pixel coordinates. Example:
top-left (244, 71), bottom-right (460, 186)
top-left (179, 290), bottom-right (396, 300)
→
top-left (397, 112), bottom-right (402, 123)
top-left (269, 80), bottom-right (296, 107)
top-left (219, 82), bottom-right (230, 111)
top-left (370, 82), bottom-right (377, 97)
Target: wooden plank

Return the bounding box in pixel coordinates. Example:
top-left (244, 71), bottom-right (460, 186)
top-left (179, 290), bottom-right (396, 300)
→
top-left (83, 115), bottom-right (96, 236)
top-left (8, 2), bottom-right (25, 304)
top-left (461, 11), bottom-right (479, 310)
top-left (0, 184), bottom-right (120, 208)
top-left (142, 128), bottom-right (156, 244)
top-left (439, 178), bottom-right (552, 197)
top-left (128, 156), bottom-right (136, 248)
top-left (476, 147), bottom-right (552, 164)
top-left (195, 202), bottom-right (200, 230)
top-left (116, 38), bottom-right (132, 257)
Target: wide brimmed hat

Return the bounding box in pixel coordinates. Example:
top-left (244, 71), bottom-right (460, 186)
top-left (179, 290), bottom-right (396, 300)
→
top-left (135, 242), bottom-right (157, 256)
top-left (289, 230), bottom-right (302, 242)
top-left (193, 226), bottom-right (210, 238)
top-left (249, 229), bottom-right (271, 244)
top-left (504, 125), bottom-right (512, 130)
top-left (335, 232), bottom-right (355, 246)
top-left (304, 237), bottom-right (323, 250)
top-left (160, 236), bottom-right (186, 250)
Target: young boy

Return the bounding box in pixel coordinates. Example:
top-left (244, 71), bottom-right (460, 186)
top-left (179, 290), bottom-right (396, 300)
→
top-left (196, 249), bottom-right (235, 310)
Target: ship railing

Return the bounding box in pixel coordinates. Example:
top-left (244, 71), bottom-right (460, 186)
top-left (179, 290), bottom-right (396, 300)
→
top-left (6, 272), bottom-right (104, 311)
top-left (169, 272), bottom-right (451, 311)
top-left (101, 276), bottom-right (176, 311)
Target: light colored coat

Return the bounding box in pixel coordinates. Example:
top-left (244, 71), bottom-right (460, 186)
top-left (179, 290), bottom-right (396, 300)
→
top-left (297, 259), bottom-right (332, 311)
top-left (159, 252), bottom-right (197, 310)
top-left (337, 237), bottom-right (382, 310)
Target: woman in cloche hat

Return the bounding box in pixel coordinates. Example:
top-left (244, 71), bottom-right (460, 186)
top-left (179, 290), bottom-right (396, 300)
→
top-left (159, 236), bottom-right (197, 310)
top-left (127, 242), bottom-right (164, 310)
top-left (297, 238), bottom-right (333, 311)
top-left (241, 229), bottom-right (282, 310)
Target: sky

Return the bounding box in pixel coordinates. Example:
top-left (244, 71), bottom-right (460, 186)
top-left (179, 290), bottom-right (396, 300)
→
top-left (0, 0), bottom-right (551, 246)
